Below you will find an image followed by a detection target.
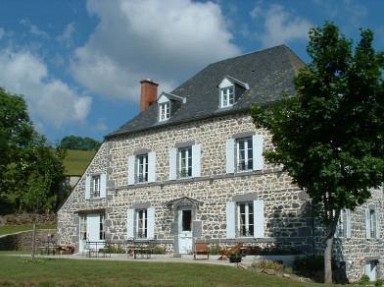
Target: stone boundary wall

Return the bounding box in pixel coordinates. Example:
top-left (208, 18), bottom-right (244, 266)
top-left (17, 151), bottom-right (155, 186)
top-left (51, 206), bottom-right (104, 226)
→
top-left (0, 230), bottom-right (55, 251)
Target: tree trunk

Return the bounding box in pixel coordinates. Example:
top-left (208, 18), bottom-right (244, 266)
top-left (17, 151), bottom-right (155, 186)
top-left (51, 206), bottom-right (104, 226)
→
top-left (324, 232), bottom-right (334, 283)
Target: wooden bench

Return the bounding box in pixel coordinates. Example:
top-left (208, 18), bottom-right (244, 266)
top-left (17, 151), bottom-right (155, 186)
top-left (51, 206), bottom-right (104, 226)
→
top-left (193, 241), bottom-right (209, 260)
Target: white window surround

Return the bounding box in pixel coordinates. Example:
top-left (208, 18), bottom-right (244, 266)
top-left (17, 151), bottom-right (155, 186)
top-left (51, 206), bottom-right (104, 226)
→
top-left (366, 206), bottom-right (379, 239)
top-left (226, 200), bottom-right (264, 239)
top-left (85, 174), bottom-right (107, 199)
top-left (127, 207), bottom-right (155, 239)
top-left (335, 209), bottom-right (351, 238)
top-left (169, 144), bottom-right (201, 180)
top-left (226, 135), bottom-right (264, 173)
top-left (159, 102), bottom-right (170, 121)
top-left (218, 76), bottom-right (249, 109)
top-left (128, 152), bottom-right (156, 185)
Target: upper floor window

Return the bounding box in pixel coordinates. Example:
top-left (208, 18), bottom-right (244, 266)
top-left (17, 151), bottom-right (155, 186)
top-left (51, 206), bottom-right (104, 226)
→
top-left (169, 144), bottom-right (201, 180)
top-left (220, 86), bottom-right (234, 108)
top-left (159, 102), bottom-right (170, 121)
top-left (226, 134), bottom-right (264, 174)
top-left (85, 174), bottom-right (107, 199)
top-left (178, 146), bottom-right (192, 178)
top-left (336, 209), bottom-right (351, 238)
top-left (136, 154), bottom-right (148, 183)
top-left (366, 206), bottom-right (378, 239)
top-left (128, 152), bottom-right (156, 185)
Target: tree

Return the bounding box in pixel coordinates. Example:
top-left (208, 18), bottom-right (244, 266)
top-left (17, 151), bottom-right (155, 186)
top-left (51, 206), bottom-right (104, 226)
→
top-left (59, 135), bottom-right (100, 151)
top-left (0, 88), bottom-right (68, 214)
top-left (251, 22), bottom-right (384, 283)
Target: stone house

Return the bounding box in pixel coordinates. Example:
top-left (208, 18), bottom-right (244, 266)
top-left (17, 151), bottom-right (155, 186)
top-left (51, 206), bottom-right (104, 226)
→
top-left (58, 45), bottom-right (383, 282)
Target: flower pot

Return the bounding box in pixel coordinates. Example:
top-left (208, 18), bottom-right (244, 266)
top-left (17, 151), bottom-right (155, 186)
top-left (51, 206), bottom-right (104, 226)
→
top-left (229, 254), bottom-right (242, 263)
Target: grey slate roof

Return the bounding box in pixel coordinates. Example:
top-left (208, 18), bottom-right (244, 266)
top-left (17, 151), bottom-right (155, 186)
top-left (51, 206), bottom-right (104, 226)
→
top-left (106, 45), bottom-right (305, 138)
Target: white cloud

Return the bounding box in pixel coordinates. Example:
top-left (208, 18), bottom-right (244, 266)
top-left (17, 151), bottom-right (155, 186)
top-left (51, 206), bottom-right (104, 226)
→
top-left (0, 49), bottom-right (91, 130)
top-left (20, 19), bottom-right (49, 38)
top-left (57, 23), bottom-right (75, 47)
top-left (71, 0), bottom-right (240, 102)
top-left (251, 4), bottom-right (312, 48)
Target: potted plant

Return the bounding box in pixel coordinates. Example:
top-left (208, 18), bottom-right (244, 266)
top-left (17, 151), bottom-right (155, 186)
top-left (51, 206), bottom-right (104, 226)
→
top-left (228, 243), bottom-right (242, 263)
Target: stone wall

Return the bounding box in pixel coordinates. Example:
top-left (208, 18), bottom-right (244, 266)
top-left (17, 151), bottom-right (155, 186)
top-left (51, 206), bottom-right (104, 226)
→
top-left (0, 230), bottom-right (54, 251)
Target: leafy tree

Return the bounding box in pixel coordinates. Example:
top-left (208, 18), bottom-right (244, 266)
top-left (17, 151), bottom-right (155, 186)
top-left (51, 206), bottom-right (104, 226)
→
top-left (0, 88), bottom-right (68, 214)
top-left (252, 22), bottom-right (384, 283)
top-left (59, 135), bottom-right (100, 151)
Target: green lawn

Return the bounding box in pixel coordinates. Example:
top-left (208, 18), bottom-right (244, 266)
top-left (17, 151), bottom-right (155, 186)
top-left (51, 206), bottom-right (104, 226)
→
top-left (0, 225), bottom-right (56, 236)
top-left (63, 149), bottom-right (95, 176)
top-left (0, 255), bottom-right (337, 287)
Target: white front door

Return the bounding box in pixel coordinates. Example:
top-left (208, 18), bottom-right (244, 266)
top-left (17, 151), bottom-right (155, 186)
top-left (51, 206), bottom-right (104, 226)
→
top-left (79, 214), bottom-right (104, 252)
top-left (178, 209), bottom-right (192, 254)
top-left (365, 261), bottom-right (377, 281)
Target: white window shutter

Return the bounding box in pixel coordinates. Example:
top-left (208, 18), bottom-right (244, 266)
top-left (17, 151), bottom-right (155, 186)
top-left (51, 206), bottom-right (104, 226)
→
top-left (147, 207), bottom-right (155, 239)
top-left (365, 208), bottom-right (371, 239)
top-left (169, 148), bottom-right (177, 180)
top-left (192, 144), bottom-right (201, 178)
top-left (100, 174), bottom-right (107, 198)
top-left (253, 200), bottom-right (265, 238)
top-left (226, 139), bottom-right (235, 173)
top-left (85, 175), bottom-right (91, 199)
top-left (253, 135), bottom-right (264, 171)
top-left (346, 209), bottom-right (351, 238)
top-left (128, 155), bottom-right (135, 185)
top-left (127, 209), bottom-right (135, 239)
top-left (226, 202), bottom-right (236, 239)
top-left (148, 152), bottom-right (156, 183)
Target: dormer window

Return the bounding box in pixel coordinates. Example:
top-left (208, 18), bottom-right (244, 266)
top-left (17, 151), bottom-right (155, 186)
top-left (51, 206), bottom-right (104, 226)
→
top-left (157, 92), bottom-right (186, 122)
top-left (159, 102), bottom-right (170, 121)
top-left (218, 76), bottom-right (249, 109)
top-left (221, 86), bottom-right (234, 108)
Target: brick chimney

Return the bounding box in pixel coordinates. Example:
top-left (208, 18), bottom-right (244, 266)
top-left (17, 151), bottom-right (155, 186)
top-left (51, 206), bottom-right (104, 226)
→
top-left (140, 79), bottom-right (158, 112)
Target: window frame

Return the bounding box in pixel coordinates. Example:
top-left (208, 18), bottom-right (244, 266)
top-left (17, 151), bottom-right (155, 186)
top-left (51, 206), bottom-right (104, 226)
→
top-left (236, 201), bottom-right (254, 237)
top-left (135, 209), bottom-right (148, 239)
top-left (220, 86), bottom-right (235, 108)
top-left (91, 175), bottom-right (101, 198)
top-left (159, 102), bottom-right (171, 121)
top-left (136, 153), bottom-right (149, 183)
top-left (366, 206), bottom-right (378, 239)
top-left (99, 214), bottom-right (106, 240)
top-left (127, 207), bottom-right (155, 240)
top-left (178, 146), bottom-right (192, 178)
top-left (79, 215), bottom-right (87, 240)
top-left (236, 137), bottom-right (253, 172)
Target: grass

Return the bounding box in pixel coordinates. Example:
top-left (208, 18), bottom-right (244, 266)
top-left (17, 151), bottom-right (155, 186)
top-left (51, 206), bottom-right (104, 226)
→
top-left (0, 225), bottom-right (56, 236)
top-left (0, 254), bottom-right (338, 287)
top-left (63, 149), bottom-right (95, 176)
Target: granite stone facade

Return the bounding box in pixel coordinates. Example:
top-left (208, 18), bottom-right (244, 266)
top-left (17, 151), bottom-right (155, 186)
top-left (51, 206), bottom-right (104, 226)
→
top-left (57, 45), bottom-right (384, 283)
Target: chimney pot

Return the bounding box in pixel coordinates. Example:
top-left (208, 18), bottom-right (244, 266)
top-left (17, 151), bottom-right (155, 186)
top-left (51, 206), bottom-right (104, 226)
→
top-left (140, 79), bottom-right (158, 112)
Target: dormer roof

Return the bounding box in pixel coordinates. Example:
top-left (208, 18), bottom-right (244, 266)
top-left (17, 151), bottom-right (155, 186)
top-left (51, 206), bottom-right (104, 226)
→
top-left (107, 45), bottom-right (305, 138)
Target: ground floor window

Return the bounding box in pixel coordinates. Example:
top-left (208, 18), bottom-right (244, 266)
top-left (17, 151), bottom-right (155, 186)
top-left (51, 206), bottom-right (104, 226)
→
top-left (127, 207), bottom-right (155, 239)
top-left (79, 215), bottom-right (87, 240)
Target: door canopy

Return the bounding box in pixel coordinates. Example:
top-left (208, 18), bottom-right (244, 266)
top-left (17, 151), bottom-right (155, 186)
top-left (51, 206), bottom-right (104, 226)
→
top-left (166, 196), bottom-right (202, 210)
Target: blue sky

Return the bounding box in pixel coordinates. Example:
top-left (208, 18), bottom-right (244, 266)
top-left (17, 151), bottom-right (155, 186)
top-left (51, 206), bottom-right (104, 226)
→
top-left (0, 0), bottom-right (383, 144)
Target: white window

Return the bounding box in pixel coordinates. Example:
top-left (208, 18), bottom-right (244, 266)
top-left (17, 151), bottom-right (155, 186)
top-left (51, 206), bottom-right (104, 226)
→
top-left (226, 200), bottom-right (264, 239)
top-left (136, 154), bottom-right (148, 183)
top-left (169, 144), bottom-right (201, 180)
top-left (178, 146), bottom-right (192, 178)
top-left (80, 215), bottom-right (87, 240)
top-left (99, 214), bottom-right (105, 240)
top-left (85, 174), bottom-right (107, 199)
top-left (236, 137), bottom-right (253, 172)
top-left (159, 102), bottom-right (170, 121)
top-left (226, 135), bottom-right (264, 173)
top-left (128, 152), bottom-right (156, 185)
top-left (336, 209), bottom-right (351, 238)
top-left (127, 207), bottom-right (155, 239)
top-left (366, 207), bottom-right (378, 239)
top-left (220, 86), bottom-right (234, 108)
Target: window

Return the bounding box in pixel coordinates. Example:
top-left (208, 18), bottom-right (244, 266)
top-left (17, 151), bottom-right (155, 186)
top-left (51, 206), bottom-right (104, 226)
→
top-left (159, 102), bottom-right (170, 121)
top-left (226, 200), bottom-right (264, 239)
top-left (127, 207), bottom-right (155, 239)
top-left (178, 146), bottom-right (192, 178)
top-left (128, 152), bottom-right (156, 185)
top-left (236, 137), bottom-right (253, 172)
top-left (220, 86), bottom-right (234, 108)
top-left (336, 209), bottom-right (351, 238)
top-left (366, 207), bottom-right (378, 239)
top-left (91, 175), bottom-right (101, 197)
top-left (136, 154), bottom-right (148, 183)
top-left (99, 214), bottom-right (105, 240)
top-left (226, 135), bottom-right (264, 173)
top-left (237, 202), bottom-right (254, 237)
top-left (169, 144), bottom-right (201, 180)
top-left (85, 174), bottom-right (107, 199)
top-left (80, 215), bottom-right (87, 240)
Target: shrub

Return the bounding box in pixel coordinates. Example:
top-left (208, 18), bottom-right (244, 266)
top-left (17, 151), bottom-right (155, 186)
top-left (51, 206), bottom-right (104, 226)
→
top-left (251, 259), bottom-right (285, 272)
top-left (152, 245), bottom-right (166, 254)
